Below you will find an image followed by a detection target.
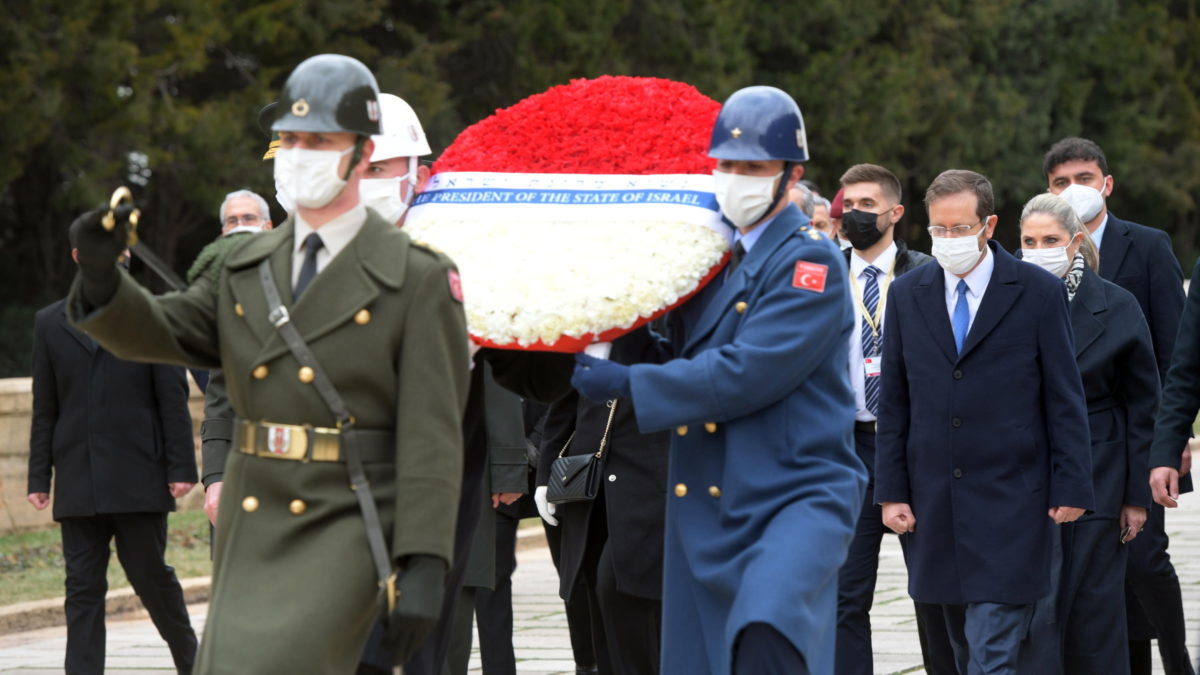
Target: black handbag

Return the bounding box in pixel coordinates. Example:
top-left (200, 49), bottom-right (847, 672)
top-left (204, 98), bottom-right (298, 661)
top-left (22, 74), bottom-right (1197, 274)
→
top-left (546, 399), bottom-right (618, 505)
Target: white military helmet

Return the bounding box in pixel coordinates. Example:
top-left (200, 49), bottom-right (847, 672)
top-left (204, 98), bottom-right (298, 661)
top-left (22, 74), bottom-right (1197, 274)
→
top-left (370, 93), bottom-right (431, 161)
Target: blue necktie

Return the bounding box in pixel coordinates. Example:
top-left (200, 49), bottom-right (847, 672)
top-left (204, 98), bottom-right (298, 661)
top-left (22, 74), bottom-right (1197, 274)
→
top-left (862, 266), bottom-right (881, 416)
top-left (952, 279), bottom-right (970, 354)
top-left (293, 233), bottom-right (324, 299)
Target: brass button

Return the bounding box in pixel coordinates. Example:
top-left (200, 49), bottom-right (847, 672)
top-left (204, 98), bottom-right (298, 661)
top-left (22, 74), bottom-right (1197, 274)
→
top-left (298, 366), bottom-right (315, 383)
top-left (241, 496), bottom-right (259, 512)
top-left (235, 303), bottom-right (245, 317)
top-left (674, 483), bottom-right (688, 498)
top-left (704, 422), bottom-right (718, 433)
top-left (354, 309), bottom-right (371, 325)
top-left (676, 425), bottom-right (688, 436)
top-left (289, 499), bottom-right (307, 515)
top-left (735, 301), bottom-right (748, 314)
top-left (708, 486), bottom-right (721, 498)
top-left (252, 365), bottom-right (269, 380)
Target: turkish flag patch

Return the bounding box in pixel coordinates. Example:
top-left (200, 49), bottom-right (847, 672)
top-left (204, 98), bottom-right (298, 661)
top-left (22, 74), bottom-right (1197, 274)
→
top-left (792, 261), bottom-right (828, 293)
top-left (448, 269), bottom-right (464, 302)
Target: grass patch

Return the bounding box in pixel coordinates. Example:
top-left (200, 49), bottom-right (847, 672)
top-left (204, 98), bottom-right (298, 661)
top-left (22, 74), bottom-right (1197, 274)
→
top-left (0, 509), bottom-right (213, 605)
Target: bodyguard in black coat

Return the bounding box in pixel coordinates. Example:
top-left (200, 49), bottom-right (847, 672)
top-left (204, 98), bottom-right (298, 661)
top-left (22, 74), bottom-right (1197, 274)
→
top-left (27, 298), bottom-right (199, 674)
top-left (538, 328), bottom-right (669, 675)
top-left (1044, 137), bottom-right (1190, 674)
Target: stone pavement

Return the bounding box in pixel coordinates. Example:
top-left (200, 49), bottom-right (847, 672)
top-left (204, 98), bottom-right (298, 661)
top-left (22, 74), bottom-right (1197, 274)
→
top-left (4, 499), bottom-right (1200, 674)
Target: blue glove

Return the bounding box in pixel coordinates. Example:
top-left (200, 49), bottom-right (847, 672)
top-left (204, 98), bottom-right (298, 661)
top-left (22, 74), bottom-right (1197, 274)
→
top-left (571, 353), bottom-right (632, 402)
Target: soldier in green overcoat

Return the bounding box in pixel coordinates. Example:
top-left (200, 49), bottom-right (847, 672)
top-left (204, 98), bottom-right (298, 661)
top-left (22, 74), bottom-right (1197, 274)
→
top-left (66, 54), bottom-right (469, 674)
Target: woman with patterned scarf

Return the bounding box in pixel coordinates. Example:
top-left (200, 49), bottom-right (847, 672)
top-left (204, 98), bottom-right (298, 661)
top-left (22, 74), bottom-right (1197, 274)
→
top-left (1016, 193), bottom-right (1160, 674)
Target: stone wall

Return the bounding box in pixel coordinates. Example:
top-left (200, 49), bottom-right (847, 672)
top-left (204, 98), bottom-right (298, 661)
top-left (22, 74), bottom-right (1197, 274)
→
top-left (0, 377), bottom-right (206, 535)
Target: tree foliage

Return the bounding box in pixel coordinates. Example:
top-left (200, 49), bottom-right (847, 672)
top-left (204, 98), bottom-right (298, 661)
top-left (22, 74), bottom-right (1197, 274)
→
top-left (0, 0), bottom-right (1197, 374)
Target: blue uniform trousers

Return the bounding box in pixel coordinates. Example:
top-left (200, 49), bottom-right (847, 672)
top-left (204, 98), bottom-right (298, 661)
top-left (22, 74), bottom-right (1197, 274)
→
top-left (734, 623), bottom-right (809, 675)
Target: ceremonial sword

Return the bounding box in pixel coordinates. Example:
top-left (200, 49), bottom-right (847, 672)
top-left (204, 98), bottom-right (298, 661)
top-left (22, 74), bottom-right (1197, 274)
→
top-left (100, 186), bottom-right (188, 291)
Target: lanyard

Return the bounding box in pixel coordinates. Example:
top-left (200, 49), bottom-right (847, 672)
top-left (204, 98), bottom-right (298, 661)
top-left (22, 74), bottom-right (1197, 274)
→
top-left (848, 258), bottom-right (896, 340)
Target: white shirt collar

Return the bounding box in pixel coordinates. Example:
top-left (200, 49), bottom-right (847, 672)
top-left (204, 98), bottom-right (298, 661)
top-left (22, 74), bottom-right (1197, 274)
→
top-left (293, 203), bottom-right (367, 259)
top-left (943, 242), bottom-right (995, 300)
top-left (850, 240), bottom-right (898, 279)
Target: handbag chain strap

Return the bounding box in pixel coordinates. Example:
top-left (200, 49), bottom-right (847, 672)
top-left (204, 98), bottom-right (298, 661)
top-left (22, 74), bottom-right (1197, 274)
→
top-left (555, 398), bottom-right (620, 459)
top-left (594, 399), bottom-right (618, 458)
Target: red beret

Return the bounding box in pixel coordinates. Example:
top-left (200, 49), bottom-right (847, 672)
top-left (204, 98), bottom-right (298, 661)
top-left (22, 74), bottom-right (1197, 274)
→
top-left (831, 187), bottom-right (845, 219)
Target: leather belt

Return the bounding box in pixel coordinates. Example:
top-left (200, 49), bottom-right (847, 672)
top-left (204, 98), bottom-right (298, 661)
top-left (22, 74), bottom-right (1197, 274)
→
top-left (235, 420), bottom-right (393, 463)
top-left (855, 420), bottom-right (877, 433)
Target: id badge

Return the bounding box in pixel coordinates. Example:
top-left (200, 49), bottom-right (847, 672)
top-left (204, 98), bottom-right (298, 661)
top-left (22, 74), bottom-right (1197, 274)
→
top-left (864, 356), bottom-right (882, 378)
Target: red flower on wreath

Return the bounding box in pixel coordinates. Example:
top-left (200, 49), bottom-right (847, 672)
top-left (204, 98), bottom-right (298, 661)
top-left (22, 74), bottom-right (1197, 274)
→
top-left (433, 75), bottom-right (720, 176)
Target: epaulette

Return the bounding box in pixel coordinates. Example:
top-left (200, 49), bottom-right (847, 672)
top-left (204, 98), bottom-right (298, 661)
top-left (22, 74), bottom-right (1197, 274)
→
top-left (411, 239), bottom-right (446, 257)
top-left (187, 232), bottom-right (254, 285)
top-left (797, 222), bottom-right (823, 242)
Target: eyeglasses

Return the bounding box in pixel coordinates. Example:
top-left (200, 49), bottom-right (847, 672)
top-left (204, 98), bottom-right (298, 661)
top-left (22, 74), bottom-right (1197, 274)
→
top-left (927, 220), bottom-right (986, 238)
top-left (224, 213), bottom-right (262, 226)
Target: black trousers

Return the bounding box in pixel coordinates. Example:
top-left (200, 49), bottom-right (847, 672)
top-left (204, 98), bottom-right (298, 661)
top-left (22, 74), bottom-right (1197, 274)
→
top-left (474, 510), bottom-right (520, 674)
top-left (60, 513), bottom-right (197, 675)
top-left (1126, 502), bottom-right (1194, 675)
top-left (468, 508), bottom-right (598, 673)
top-left (581, 492), bottom-right (662, 675)
top-left (835, 429), bottom-right (888, 675)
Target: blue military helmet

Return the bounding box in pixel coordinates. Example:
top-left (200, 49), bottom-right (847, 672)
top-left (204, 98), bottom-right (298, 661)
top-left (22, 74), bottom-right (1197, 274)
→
top-left (272, 54), bottom-right (382, 136)
top-left (708, 86), bottom-right (809, 162)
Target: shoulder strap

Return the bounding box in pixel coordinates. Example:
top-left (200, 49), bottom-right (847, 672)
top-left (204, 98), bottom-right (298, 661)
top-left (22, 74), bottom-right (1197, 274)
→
top-left (257, 260), bottom-right (395, 604)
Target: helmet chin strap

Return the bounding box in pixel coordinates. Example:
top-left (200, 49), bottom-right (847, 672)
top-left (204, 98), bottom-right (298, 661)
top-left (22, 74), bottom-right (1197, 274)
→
top-left (751, 160), bottom-right (795, 227)
top-left (342, 136), bottom-right (368, 182)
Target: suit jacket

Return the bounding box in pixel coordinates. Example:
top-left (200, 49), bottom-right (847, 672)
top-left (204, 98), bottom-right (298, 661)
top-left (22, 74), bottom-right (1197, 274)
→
top-left (540, 328), bottom-right (670, 601)
top-left (1098, 213), bottom-right (1184, 383)
top-left (1071, 268), bottom-right (1158, 517)
top-left (28, 299), bottom-right (196, 520)
top-left (875, 240), bottom-right (1093, 605)
top-left (1152, 255), bottom-right (1200, 469)
top-left (843, 237), bottom-right (933, 277)
top-left (629, 205), bottom-right (866, 675)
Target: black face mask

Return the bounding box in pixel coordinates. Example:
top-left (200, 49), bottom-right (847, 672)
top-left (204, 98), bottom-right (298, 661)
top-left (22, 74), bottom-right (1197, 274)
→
top-left (841, 208), bottom-right (887, 250)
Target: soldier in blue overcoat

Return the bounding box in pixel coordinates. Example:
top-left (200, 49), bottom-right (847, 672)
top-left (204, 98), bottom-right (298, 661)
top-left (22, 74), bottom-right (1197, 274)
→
top-left (571, 87), bottom-right (866, 675)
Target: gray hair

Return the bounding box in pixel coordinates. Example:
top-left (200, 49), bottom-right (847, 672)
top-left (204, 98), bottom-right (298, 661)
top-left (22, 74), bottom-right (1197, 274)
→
top-left (791, 183), bottom-right (815, 218)
top-left (1019, 193), bottom-right (1099, 272)
top-left (219, 189), bottom-right (271, 225)
top-left (813, 196), bottom-right (831, 212)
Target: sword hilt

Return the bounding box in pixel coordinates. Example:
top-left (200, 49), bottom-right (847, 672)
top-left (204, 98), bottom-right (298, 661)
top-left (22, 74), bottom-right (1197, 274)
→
top-left (100, 186), bottom-right (140, 246)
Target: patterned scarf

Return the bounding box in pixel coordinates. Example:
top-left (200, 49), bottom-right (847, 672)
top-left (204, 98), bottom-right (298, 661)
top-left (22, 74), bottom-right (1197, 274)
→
top-left (1064, 252), bottom-right (1087, 302)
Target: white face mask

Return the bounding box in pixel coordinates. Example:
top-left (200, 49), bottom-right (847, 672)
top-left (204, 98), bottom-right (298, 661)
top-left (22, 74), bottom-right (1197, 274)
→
top-left (713, 170), bottom-right (782, 229)
top-left (275, 177), bottom-right (296, 214)
top-left (273, 145), bottom-right (354, 210)
top-left (359, 160), bottom-right (417, 225)
top-left (1058, 182), bottom-right (1105, 223)
top-left (837, 234), bottom-right (853, 250)
top-left (1022, 245), bottom-right (1072, 278)
top-left (931, 229), bottom-right (986, 275)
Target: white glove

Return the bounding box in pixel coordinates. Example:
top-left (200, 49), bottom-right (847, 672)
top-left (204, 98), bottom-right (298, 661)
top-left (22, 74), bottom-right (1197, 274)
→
top-left (534, 485), bottom-right (558, 526)
top-left (583, 341), bottom-right (613, 360)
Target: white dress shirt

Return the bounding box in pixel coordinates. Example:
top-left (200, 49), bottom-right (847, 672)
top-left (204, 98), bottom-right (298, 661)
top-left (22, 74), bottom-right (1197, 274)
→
top-left (943, 243), bottom-right (995, 334)
top-left (847, 241), bottom-right (898, 422)
top-left (1090, 213), bottom-right (1109, 251)
top-left (291, 203), bottom-right (367, 288)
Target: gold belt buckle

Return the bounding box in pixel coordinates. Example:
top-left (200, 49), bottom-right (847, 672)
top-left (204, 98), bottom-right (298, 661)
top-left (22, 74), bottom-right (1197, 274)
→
top-left (258, 423), bottom-right (308, 460)
top-left (311, 426), bottom-right (341, 462)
